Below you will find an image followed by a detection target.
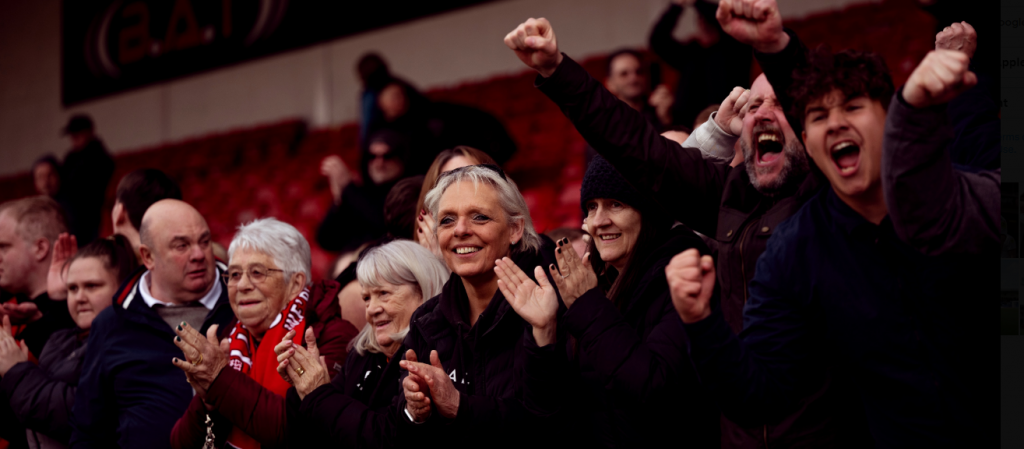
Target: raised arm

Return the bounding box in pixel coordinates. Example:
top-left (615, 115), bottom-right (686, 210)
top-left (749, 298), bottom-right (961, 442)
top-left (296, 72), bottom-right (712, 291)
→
top-left (506, 18), bottom-right (732, 236)
top-left (649, 1), bottom-right (702, 71)
top-left (884, 49), bottom-right (999, 256)
top-left (717, 0), bottom-right (807, 118)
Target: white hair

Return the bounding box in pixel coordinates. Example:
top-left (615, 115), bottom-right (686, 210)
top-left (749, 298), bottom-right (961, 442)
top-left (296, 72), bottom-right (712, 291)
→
top-left (423, 165), bottom-right (542, 256)
top-left (351, 240), bottom-right (450, 356)
top-left (227, 218), bottom-right (312, 286)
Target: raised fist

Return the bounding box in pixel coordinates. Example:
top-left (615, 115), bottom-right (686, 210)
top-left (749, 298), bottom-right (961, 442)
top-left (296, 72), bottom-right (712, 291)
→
top-left (666, 249), bottom-right (716, 324)
top-left (714, 86), bottom-right (751, 135)
top-left (716, 0), bottom-right (789, 53)
top-left (903, 49), bottom-right (978, 109)
top-left (935, 21), bottom-right (976, 60)
top-left (504, 18), bottom-right (563, 78)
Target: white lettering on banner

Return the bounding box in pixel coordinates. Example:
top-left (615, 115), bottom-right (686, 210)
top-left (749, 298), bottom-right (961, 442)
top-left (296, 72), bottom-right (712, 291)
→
top-left (284, 302), bottom-right (304, 331)
top-left (449, 369), bottom-right (457, 383)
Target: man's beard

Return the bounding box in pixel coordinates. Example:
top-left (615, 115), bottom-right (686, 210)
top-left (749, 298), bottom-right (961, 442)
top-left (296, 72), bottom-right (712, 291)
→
top-left (740, 124), bottom-right (810, 197)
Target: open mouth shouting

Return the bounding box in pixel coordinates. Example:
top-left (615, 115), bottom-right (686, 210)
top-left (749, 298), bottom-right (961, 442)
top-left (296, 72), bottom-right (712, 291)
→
top-left (830, 140), bottom-right (861, 177)
top-left (754, 129), bottom-right (785, 167)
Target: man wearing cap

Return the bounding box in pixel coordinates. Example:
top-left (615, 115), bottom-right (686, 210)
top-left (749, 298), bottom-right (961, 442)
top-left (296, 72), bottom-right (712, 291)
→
top-left (60, 114), bottom-right (114, 245)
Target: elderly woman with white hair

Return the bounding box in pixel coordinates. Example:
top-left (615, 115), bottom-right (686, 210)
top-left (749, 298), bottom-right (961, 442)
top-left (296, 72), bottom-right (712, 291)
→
top-left (169, 218), bottom-right (356, 449)
top-left (272, 239), bottom-right (449, 447)
top-left (392, 164), bottom-right (566, 448)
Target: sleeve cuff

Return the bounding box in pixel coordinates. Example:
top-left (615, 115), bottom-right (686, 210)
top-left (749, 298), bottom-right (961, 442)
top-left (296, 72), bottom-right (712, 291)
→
top-left (560, 288), bottom-right (611, 336)
top-left (687, 111), bottom-right (739, 161)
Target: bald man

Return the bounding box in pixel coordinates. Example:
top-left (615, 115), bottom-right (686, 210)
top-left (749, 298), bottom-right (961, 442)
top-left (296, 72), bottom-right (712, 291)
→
top-left (71, 200), bottom-right (235, 449)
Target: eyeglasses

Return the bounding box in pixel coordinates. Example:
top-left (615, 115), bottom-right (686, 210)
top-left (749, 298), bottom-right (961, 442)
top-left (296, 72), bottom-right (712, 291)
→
top-left (222, 265), bottom-right (284, 286)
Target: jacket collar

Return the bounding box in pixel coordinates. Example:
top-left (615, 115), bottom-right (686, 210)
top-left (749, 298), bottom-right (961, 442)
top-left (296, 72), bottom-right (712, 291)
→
top-left (114, 265), bottom-right (232, 334)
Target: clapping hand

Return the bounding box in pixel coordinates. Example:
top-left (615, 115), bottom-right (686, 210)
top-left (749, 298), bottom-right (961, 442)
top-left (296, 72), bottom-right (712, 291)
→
top-left (401, 349), bottom-right (433, 422)
top-left (171, 322), bottom-right (228, 399)
top-left (716, 0), bottom-right (789, 53)
top-left (903, 49), bottom-right (977, 109)
top-left (666, 249), bottom-right (716, 324)
top-left (504, 18), bottom-right (563, 78)
top-left (416, 210), bottom-right (444, 260)
top-left (46, 233), bottom-right (77, 301)
top-left (549, 237), bottom-right (598, 309)
top-left (494, 258), bottom-right (558, 347)
top-left (275, 327), bottom-right (331, 400)
top-left (715, 87), bottom-right (752, 136)
top-left (0, 302), bottom-right (42, 326)
top-left (0, 316), bottom-right (28, 376)
top-left (400, 350), bottom-right (460, 420)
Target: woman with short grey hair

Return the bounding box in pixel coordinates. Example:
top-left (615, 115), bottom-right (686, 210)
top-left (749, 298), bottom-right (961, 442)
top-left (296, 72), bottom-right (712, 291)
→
top-left (275, 240), bottom-right (449, 446)
top-left (170, 217), bottom-right (354, 448)
top-left (423, 164), bottom-right (543, 256)
top-left (396, 164), bottom-right (564, 447)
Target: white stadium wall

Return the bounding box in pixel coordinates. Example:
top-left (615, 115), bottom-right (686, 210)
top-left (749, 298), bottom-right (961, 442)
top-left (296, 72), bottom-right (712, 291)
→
top-left (0, 0), bottom-right (874, 176)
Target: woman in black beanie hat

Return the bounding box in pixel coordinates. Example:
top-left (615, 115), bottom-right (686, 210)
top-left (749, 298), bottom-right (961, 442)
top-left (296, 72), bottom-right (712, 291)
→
top-left (500, 154), bottom-right (721, 447)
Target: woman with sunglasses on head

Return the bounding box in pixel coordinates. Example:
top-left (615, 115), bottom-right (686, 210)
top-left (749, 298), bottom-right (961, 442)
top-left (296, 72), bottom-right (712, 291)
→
top-left (170, 218), bottom-right (356, 449)
top-left (397, 164), bottom-right (566, 448)
top-left (494, 155), bottom-right (720, 447)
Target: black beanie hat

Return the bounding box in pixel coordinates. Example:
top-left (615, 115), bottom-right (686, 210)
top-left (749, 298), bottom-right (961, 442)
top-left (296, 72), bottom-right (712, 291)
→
top-left (580, 155), bottom-right (651, 216)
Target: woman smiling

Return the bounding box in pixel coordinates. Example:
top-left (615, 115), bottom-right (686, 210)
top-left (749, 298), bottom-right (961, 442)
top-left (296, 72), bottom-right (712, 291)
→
top-left (396, 165), bottom-right (564, 448)
top-left (169, 218), bottom-right (355, 449)
top-left (273, 240), bottom-right (449, 446)
top-left (495, 155), bottom-right (720, 447)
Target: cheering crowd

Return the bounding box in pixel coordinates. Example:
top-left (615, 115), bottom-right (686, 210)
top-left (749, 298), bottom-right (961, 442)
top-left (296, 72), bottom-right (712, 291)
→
top-left (0, 0), bottom-right (1000, 447)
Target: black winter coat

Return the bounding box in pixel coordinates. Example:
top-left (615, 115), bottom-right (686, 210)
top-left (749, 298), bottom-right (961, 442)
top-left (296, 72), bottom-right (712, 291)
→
top-left (396, 238), bottom-right (564, 449)
top-left (535, 37), bottom-right (864, 448)
top-left (559, 227), bottom-right (719, 448)
top-left (0, 328), bottom-right (87, 449)
top-left (286, 349), bottom-right (406, 448)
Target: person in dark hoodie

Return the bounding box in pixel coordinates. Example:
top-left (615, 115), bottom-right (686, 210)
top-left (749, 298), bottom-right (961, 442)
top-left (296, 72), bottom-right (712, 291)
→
top-left (649, 0), bottom-right (752, 128)
top-left (394, 165), bottom-right (564, 449)
top-left (317, 129), bottom-right (411, 252)
top-left (70, 200), bottom-right (235, 449)
top-left (670, 41), bottom-right (997, 448)
top-left (0, 235), bottom-right (135, 449)
top-left (494, 154), bottom-right (720, 447)
top-left (59, 115), bottom-right (114, 246)
top-left (168, 218), bottom-right (357, 449)
top-left (274, 240), bottom-right (449, 447)
top-left (369, 78), bottom-right (517, 172)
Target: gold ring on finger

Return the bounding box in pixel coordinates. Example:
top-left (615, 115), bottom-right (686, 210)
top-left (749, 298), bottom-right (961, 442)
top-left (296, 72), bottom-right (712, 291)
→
top-left (193, 352), bottom-right (203, 366)
top-left (296, 367), bottom-right (306, 376)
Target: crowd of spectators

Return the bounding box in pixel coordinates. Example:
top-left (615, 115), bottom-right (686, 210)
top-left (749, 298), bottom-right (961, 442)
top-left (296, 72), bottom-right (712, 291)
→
top-left (0, 0), bottom-right (999, 447)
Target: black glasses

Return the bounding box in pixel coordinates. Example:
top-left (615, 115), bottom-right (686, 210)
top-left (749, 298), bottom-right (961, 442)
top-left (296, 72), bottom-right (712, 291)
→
top-left (222, 265), bottom-right (285, 286)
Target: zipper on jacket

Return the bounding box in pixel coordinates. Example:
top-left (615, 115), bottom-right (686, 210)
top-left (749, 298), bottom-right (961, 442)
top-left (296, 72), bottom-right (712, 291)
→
top-left (737, 222), bottom-right (756, 305)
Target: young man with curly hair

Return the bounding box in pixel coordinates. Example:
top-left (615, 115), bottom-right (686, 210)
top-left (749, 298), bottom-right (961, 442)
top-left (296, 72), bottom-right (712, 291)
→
top-left (668, 42), bottom-right (998, 448)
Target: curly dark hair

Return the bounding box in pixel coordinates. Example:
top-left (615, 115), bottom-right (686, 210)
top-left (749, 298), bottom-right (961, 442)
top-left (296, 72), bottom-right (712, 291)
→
top-left (788, 46), bottom-right (894, 126)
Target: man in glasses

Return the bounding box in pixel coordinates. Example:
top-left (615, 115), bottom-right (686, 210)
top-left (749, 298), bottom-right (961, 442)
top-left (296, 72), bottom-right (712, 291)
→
top-left (72, 199), bottom-right (235, 449)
